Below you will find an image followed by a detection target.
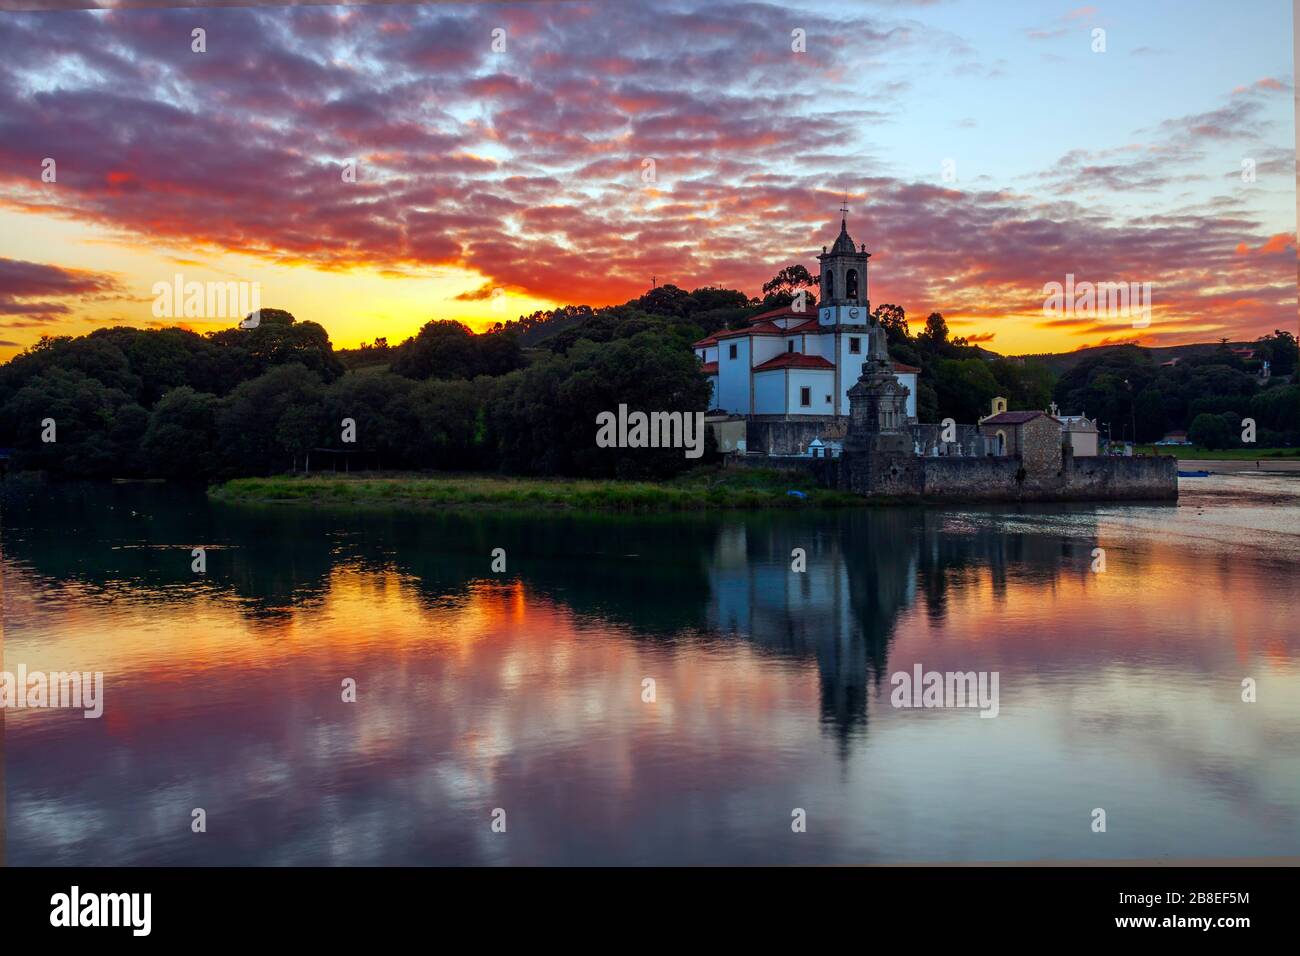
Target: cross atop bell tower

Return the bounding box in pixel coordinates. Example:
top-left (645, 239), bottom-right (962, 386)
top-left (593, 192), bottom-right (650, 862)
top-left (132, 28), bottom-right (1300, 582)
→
top-left (817, 201), bottom-right (870, 326)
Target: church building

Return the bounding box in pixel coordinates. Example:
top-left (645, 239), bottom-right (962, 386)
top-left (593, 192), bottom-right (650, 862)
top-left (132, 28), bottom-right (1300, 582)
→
top-left (693, 215), bottom-right (919, 421)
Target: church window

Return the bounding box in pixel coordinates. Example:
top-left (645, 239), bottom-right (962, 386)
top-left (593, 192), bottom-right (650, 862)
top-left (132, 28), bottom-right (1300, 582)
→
top-left (799, 386), bottom-right (811, 407)
top-left (846, 269), bottom-right (859, 300)
top-left (729, 343), bottom-right (737, 360)
top-left (825, 271), bottom-right (834, 299)
top-left (787, 341), bottom-right (795, 353)
top-left (849, 337), bottom-right (861, 354)
top-left (825, 394), bottom-right (832, 404)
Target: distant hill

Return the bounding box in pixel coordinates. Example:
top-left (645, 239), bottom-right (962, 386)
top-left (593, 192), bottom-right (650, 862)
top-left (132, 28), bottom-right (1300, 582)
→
top-left (1016, 341), bottom-right (1259, 376)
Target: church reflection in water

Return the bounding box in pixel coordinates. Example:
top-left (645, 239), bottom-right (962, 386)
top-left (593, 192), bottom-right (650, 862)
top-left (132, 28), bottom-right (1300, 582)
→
top-left (19, 479), bottom-right (1287, 866)
top-left (701, 509), bottom-right (1102, 739)
top-left (707, 514), bottom-right (913, 737)
top-left (2, 479), bottom-right (1105, 749)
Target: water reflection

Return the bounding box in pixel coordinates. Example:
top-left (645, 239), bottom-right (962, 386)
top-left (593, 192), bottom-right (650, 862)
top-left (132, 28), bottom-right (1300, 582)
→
top-left (2, 478), bottom-right (1298, 864)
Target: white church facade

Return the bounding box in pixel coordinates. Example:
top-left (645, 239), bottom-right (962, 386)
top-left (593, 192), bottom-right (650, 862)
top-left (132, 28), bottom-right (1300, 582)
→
top-left (693, 216), bottom-right (919, 420)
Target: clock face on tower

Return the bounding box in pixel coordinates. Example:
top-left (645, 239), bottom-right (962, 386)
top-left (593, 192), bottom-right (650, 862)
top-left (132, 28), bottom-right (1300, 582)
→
top-left (849, 308), bottom-right (859, 319)
top-left (820, 308), bottom-right (831, 322)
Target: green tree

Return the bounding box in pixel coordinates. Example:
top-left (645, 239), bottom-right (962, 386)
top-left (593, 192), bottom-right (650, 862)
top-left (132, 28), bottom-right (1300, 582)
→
top-left (915, 312), bottom-right (958, 359)
top-left (206, 311), bottom-right (343, 383)
top-left (141, 386), bottom-right (220, 478)
top-left (931, 357), bottom-right (1000, 423)
top-left (989, 358), bottom-right (1053, 411)
top-left (1256, 330), bottom-right (1298, 376)
top-left (634, 284), bottom-right (698, 318)
top-left (0, 367), bottom-right (146, 476)
top-left (391, 320), bottom-right (522, 381)
top-left (1188, 412), bottom-right (1230, 450)
top-left (872, 303), bottom-right (909, 345)
top-left (411, 377), bottom-right (488, 469)
top-left (761, 265), bottom-right (818, 308)
top-left (1250, 384), bottom-right (1299, 439)
top-left (215, 364), bottom-right (328, 475)
top-left (322, 371), bottom-right (420, 469)
top-left (1133, 387), bottom-right (1166, 443)
top-left (488, 330), bottom-right (710, 478)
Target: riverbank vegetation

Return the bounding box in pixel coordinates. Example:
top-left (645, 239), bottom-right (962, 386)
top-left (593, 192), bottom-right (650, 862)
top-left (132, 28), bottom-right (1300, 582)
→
top-left (210, 468), bottom-right (864, 512)
top-left (1134, 445), bottom-right (1300, 460)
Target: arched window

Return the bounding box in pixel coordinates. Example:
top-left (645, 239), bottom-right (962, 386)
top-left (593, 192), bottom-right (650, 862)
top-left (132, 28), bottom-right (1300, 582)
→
top-left (846, 269), bottom-right (859, 300)
top-left (825, 271), bottom-right (834, 300)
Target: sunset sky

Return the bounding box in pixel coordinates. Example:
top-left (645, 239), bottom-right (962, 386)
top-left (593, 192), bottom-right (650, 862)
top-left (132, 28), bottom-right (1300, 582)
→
top-left (0, 0), bottom-right (1295, 361)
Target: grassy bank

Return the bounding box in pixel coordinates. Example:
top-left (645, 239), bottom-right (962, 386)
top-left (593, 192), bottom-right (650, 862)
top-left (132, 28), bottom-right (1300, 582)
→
top-left (1134, 445), bottom-right (1300, 460)
top-left (209, 467), bottom-right (865, 512)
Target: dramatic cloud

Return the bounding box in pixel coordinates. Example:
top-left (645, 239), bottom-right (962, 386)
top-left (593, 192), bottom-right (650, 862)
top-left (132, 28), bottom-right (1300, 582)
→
top-left (0, 1), bottom-right (1293, 351)
top-left (0, 257), bottom-right (126, 325)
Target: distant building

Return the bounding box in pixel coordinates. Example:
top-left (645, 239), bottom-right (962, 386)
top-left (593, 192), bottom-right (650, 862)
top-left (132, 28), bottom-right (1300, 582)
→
top-left (979, 407), bottom-right (1063, 472)
top-left (807, 437), bottom-right (842, 459)
top-left (1058, 418), bottom-right (1098, 456)
top-left (692, 214), bottom-right (919, 421)
top-left (1048, 403), bottom-right (1099, 457)
top-left (977, 398), bottom-right (1095, 459)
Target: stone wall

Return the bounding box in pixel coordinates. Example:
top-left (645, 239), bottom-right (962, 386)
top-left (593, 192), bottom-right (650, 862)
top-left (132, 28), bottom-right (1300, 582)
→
top-left (839, 432), bottom-right (922, 496)
top-left (745, 416), bottom-right (838, 456)
top-left (733, 422), bottom-right (1178, 502)
top-left (1062, 453), bottom-right (1178, 500)
top-left (980, 423), bottom-right (1021, 457)
top-left (911, 423), bottom-right (989, 458)
top-left (913, 453), bottom-right (1177, 501)
top-left (705, 415), bottom-right (747, 453)
top-left (825, 450), bottom-right (1177, 501)
top-left (1020, 416), bottom-right (1063, 475)
top-left (918, 456), bottom-right (1025, 498)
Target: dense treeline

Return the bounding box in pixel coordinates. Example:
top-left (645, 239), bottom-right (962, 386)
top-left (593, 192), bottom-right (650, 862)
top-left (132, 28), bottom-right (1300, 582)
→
top-left (0, 307), bottom-right (707, 480)
top-left (493, 282), bottom-right (1058, 425)
top-left (509, 285), bottom-right (1295, 446)
top-left (1051, 334), bottom-right (1298, 446)
top-left (870, 304), bottom-right (1055, 423)
top-left (1, 274), bottom-right (1295, 481)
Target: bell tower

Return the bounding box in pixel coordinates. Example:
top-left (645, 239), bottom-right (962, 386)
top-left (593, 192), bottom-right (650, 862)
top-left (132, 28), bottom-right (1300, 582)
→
top-left (817, 200), bottom-right (870, 327)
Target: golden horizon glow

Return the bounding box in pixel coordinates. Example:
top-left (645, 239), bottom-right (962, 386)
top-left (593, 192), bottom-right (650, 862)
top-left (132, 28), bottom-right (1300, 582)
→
top-left (5, 200), bottom-right (1279, 365)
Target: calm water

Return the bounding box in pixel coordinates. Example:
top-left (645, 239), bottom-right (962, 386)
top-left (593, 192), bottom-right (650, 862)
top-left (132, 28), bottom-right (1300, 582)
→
top-left (2, 474), bottom-right (1298, 865)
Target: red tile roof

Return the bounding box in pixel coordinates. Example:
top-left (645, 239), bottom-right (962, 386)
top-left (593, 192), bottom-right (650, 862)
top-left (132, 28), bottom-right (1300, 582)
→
top-left (692, 332), bottom-right (720, 348)
top-left (748, 304), bottom-right (814, 325)
top-left (714, 321), bottom-right (787, 339)
top-left (753, 353), bottom-right (836, 372)
top-left (892, 362), bottom-right (921, 373)
top-left (699, 361), bottom-right (718, 375)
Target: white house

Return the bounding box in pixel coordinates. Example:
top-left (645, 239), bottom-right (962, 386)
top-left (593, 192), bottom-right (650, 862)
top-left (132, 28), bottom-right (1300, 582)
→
top-left (693, 215), bottom-right (919, 420)
top-left (1039, 401), bottom-right (1099, 457)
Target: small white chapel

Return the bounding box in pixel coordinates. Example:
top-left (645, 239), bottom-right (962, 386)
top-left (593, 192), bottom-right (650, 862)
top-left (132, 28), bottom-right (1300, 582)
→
top-left (693, 213), bottom-right (919, 420)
